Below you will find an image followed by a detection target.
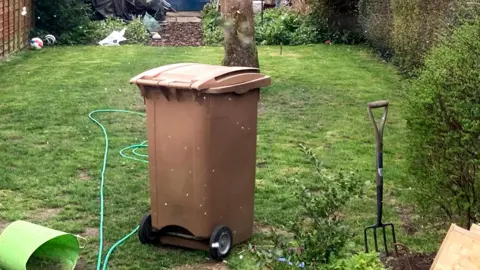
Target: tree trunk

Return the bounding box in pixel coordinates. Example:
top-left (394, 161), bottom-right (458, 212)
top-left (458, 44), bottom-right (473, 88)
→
top-left (221, 0), bottom-right (259, 68)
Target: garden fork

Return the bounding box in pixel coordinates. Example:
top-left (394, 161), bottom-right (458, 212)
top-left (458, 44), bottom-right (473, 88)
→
top-left (363, 100), bottom-right (398, 256)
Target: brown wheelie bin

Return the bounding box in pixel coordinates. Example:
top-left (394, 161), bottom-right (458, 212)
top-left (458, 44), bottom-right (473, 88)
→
top-left (130, 63), bottom-right (271, 261)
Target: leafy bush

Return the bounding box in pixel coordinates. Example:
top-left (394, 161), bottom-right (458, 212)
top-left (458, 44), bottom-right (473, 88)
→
top-left (250, 144), bottom-right (371, 269)
top-left (33, 0), bottom-right (149, 46)
top-left (201, 3), bottom-right (362, 46)
top-left (33, 0), bottom-right (92, 40)
top-left (308, 0), bottom-right (364, 44)
top-left (403, 16), bottom-right (480, 228)
top-left (390, 0), bottom-right (455, 76)
top-left (327, 253), bottom-right (385, 270)
top-left (201, 1), bottom-right (224, 45)
top-left (360, 0), bottom-right (480, 75)
top-left (61, 17), bottom-right (151, 45)
top-left (255, 8), bottom-right (319, 45)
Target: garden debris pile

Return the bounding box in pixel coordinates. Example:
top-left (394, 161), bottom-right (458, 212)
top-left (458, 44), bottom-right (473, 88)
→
top-left (151, 22), bottom-right (202, 47)
top-left (151, 12), bottom-right (203, 47)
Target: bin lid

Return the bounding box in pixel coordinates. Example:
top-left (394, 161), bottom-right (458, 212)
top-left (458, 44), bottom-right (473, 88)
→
top-left (130, 63), bottom-right (271, 94)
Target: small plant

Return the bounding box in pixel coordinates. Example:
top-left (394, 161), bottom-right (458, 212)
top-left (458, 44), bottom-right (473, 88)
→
top-left (201, 1), bottom-right (224, 45)
top-left (33, 0), bottom-right (92, 40)
top-left (255, 8), bottom-right (319, 45)
top-left (250, 144), bottom-right (372, 269)
top-left (327, 252), bottom-right (386, 270)
top-left (201, 3), bottom-right (363, 46)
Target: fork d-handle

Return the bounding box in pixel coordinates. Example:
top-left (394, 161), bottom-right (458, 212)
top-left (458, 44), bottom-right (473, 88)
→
top-left (367, 100), bottom-right (389, 226)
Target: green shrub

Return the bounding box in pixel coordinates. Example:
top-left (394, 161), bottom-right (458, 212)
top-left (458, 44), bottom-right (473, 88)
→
top-left (62, 17), bottom-right (150, 45)
top-left (33, 0), bottom-right (92, 40)
top-left (390, 0), bottom-right (454, 76)
top-left (360, 0), bottom-right (480, 75)
top-left (201, 3), bottom-right (362, 46)
top-left (327, 253), bottom-right (385, 270)
top-left (308, 0), bottom-right (364, 44)
top-left (34, 0), bottom-right (150, 46)
top-left (255, 8), bottom-right (319, 45)
top-left (201, 1), bottom-right (224, 45)
top-left (403, 16), bottom-right (480, 228)
top-left (250, 144), bottom-right (368, 269)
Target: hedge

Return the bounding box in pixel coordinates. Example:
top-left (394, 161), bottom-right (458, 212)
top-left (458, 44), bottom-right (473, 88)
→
top-left (360, 0), bottom-right (480, 75)
top-left (358, 0), bottom-right (393, 58)
top-left (403, 16), bottom-right (480, 228)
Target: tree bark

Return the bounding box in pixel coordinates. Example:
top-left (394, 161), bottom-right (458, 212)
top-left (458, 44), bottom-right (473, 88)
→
top-left (221, 0), bottom-right (259, 68)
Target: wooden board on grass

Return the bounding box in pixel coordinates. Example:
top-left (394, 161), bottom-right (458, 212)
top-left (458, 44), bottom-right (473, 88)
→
top-left (431, 224), bottom-right (480, 269)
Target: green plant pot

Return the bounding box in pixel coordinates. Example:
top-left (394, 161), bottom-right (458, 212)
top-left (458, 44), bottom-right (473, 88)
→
top-left (0, 220), bottom-right (80, 270)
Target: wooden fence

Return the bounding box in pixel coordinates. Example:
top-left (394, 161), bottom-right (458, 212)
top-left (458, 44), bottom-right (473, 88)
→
top-left (0, 0), bottom-right (33, 58)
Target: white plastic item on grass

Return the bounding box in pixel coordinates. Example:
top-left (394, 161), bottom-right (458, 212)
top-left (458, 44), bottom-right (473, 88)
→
top-left (45, 34), bottom-right (56, 44)
top-left (98, 28), bottom-right (127, 46)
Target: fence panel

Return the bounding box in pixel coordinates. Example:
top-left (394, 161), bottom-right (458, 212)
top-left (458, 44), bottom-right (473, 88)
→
top-left (0, 0), bottom-right (32, 58)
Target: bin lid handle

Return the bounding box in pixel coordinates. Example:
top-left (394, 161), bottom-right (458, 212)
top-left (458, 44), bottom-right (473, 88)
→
top-left (202, 76), bottom-right (271, 94)
top-left (192, 72), bottom-right (264, 91)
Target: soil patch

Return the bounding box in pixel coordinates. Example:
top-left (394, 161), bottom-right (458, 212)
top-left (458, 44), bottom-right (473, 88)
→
top-left (253, 222), bottom-right (292, 237)
top-left (74, 259), bottom-right (85, 270)
top-left (33, 142), bottom-right (50, 150)
top-left (129, 102), bottom-right (146, 112)
top-left (81, 227), bottom-right (99, 238)
top-left (382, 253), bottom-right (435, 270)
top-left (258, 102), bottom-right (267, 115)
top-left (395, 204), bottom-right (417, 235)
top-left (151, 22), bottom-right (203, 47)
top-left (77, 169), bottom-right (91, 181)
top-left (256, 161), bottom-right (268, 168)
top-left (0, 220), bottom-right (9, 232)
top-left (32, 208), bottom-right (61, 221)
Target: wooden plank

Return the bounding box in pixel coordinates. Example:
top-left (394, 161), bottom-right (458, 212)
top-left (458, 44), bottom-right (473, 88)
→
top-left (21, 0), bottom-right (29, 49)
top-left (12, 0), bottom-right (15, 51)
top-left (20, 0), bottom-right (23, 49)
top-left (21, 0), bottom-right (25, 48)
top-left (15, 0), bottom-right (17, 51)
top-left (16, 0), bottom-right (19, 51)
top-left (431, 224), bottom-right (480, 270)
top-left (3, 0), bottom-right (6, 57)
top-left (9, 0), bottom-right (12, 53)
top-left (15, 0), bottom-right (17, 50)
top-left (2, 0), bottom-right (5, 56)
top-left (0, 0), bottom-right (31, 56)
top-left (6, 0), bottom-right (10, 55)
top-left (1, 0), bottom-right (4, 57)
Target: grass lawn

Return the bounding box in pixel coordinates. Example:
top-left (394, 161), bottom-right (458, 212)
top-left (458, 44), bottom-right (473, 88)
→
top-left (0, 45), bottom-right (441, 269)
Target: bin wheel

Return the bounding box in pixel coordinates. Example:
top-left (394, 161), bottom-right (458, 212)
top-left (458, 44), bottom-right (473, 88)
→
top-left (209, 225), bottom-right (233, 262)
top-left (138, 214), bottom-right (158, 244)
